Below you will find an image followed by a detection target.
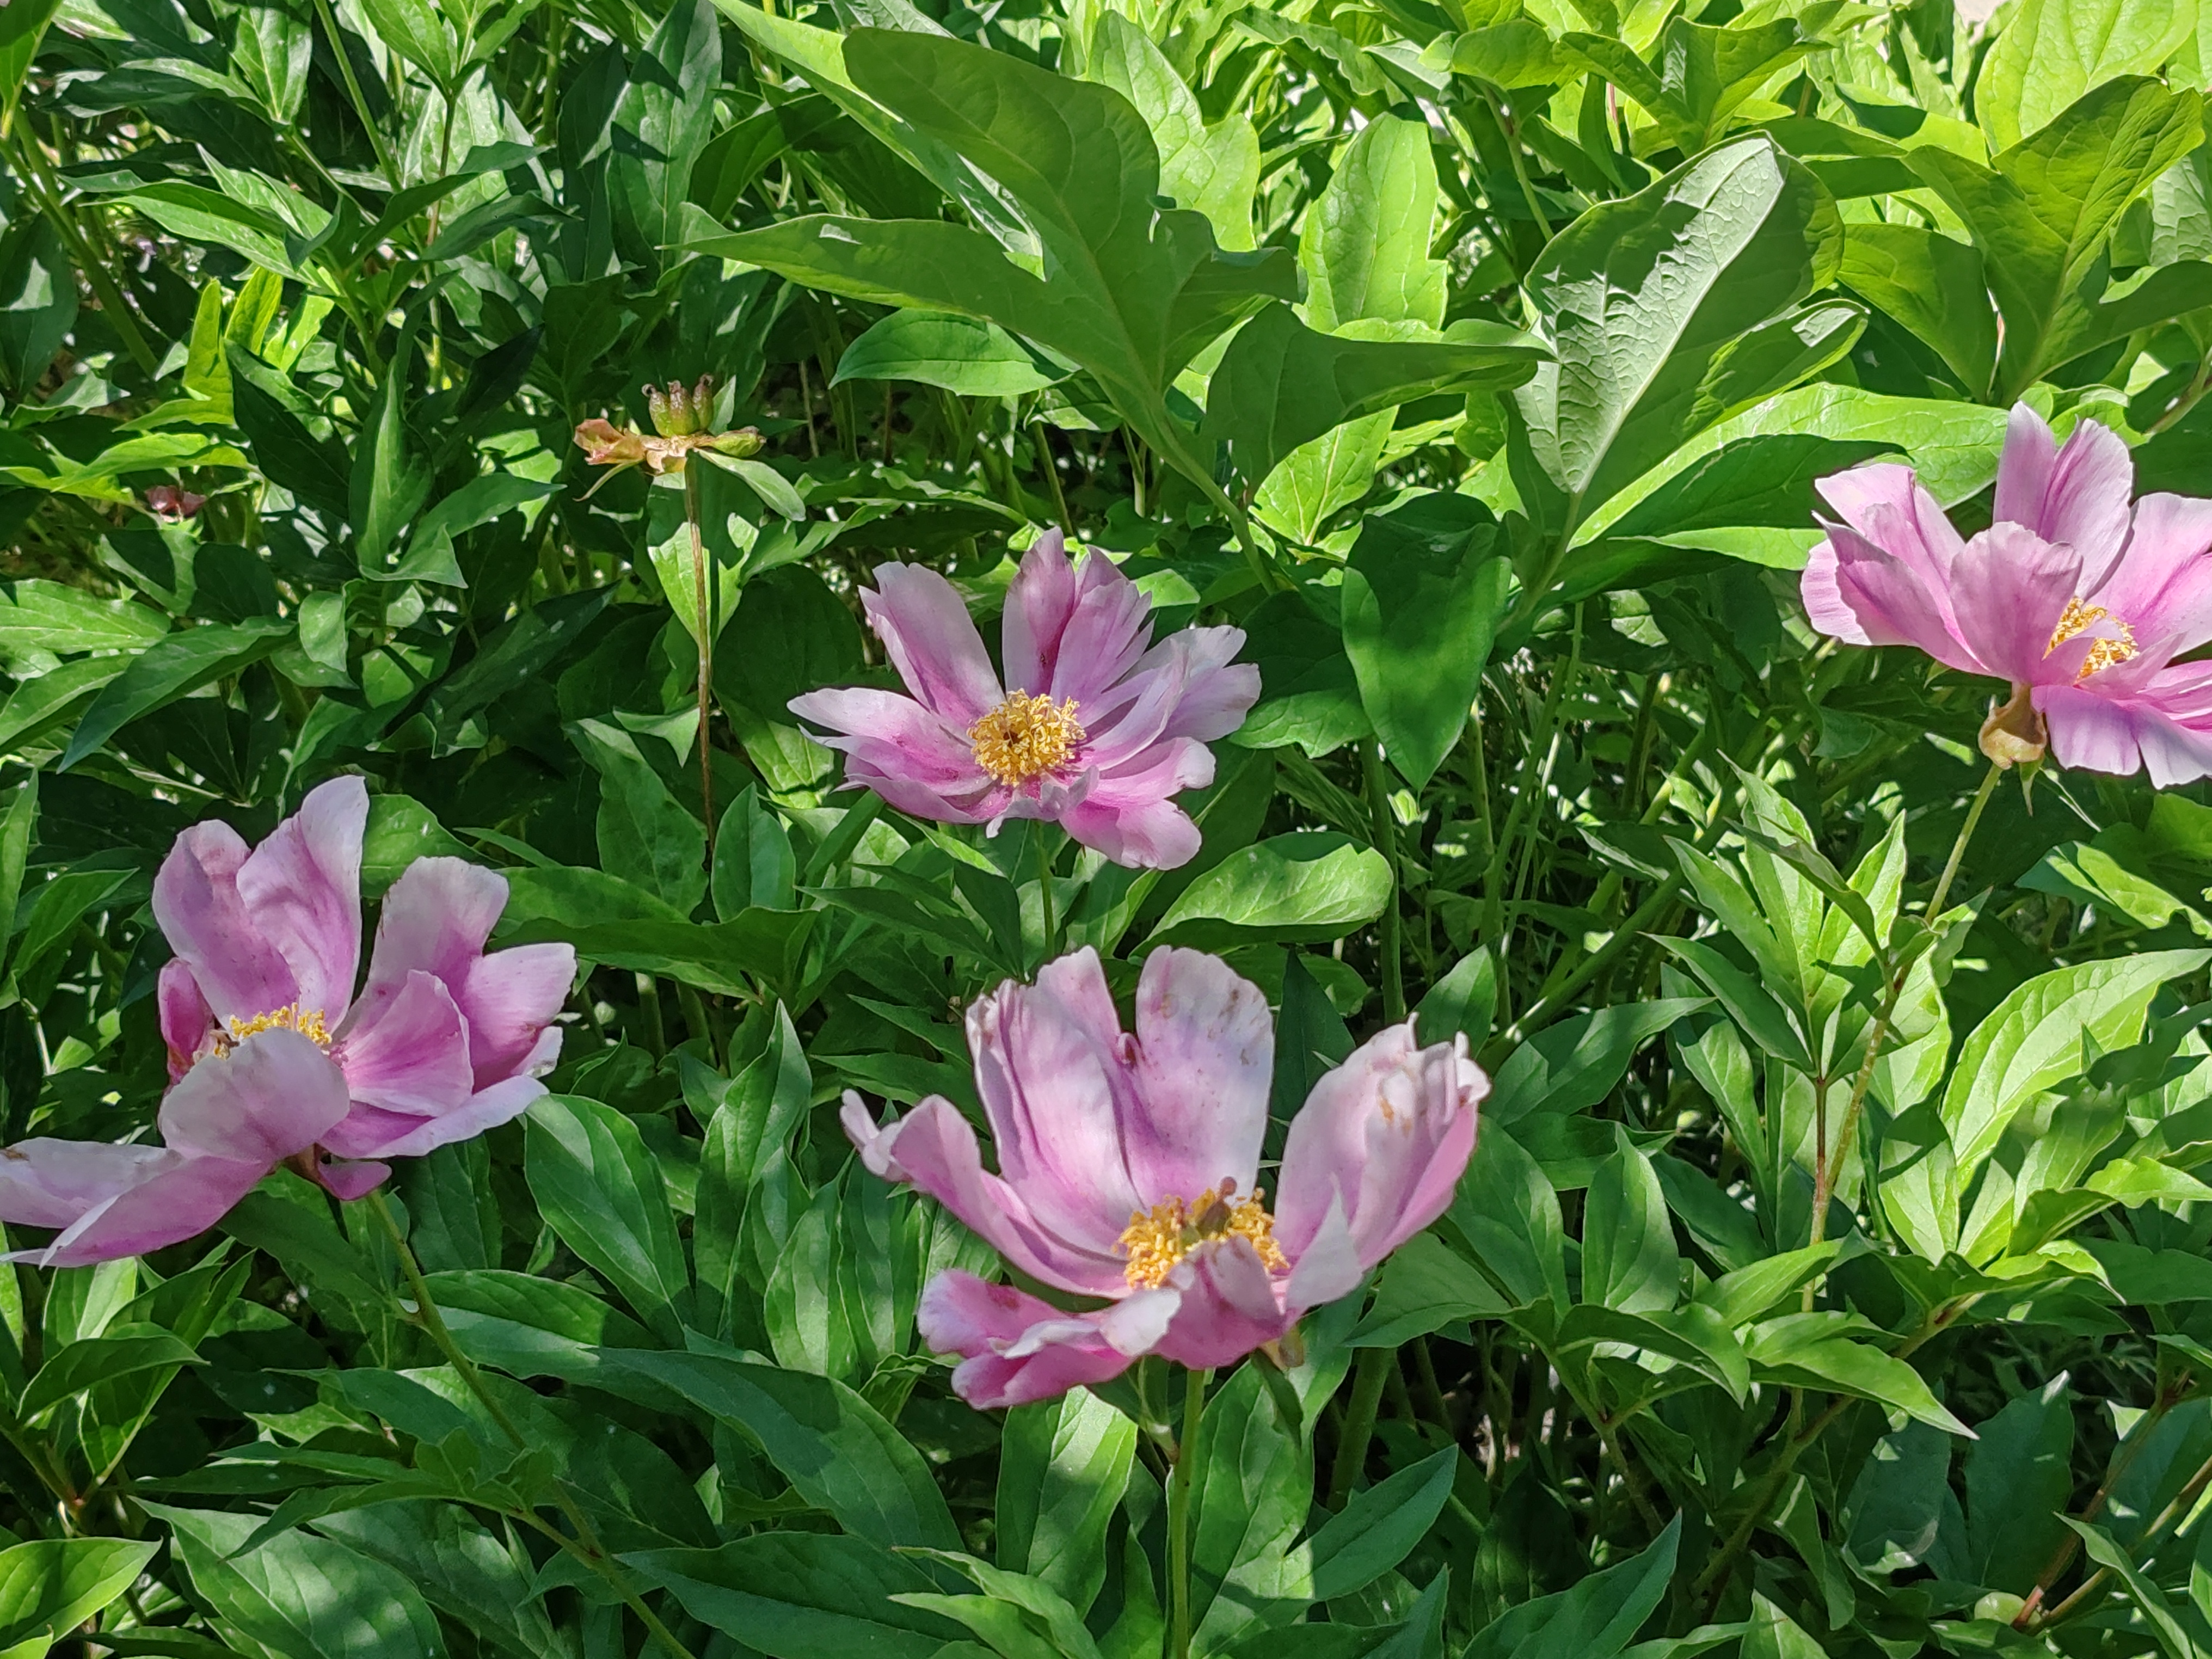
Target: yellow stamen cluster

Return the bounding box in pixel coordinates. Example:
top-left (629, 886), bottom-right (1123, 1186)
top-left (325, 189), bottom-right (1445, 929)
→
top-left (216, 1004), bottom-right (331, 1055)
top-left (969, 692), bottom-right (1084, 787)
top-left (1119, 1182), bottom-right (1289, 1290)
top-left (2047, 595), bottom-right (2137, 680)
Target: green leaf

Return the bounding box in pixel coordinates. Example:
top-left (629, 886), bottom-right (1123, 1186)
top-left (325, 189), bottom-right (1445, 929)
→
top-left (615, 1346), bottom-right (961, 1549)
top-left (59, 620), bottom-right (289, 771)
top-left (0, 777), bottom-right (35, 986)
top-left (1349, 1230), bottom-right (1512, 1344)
top-left (315, 1502), bottom-right (575, 1659)
top-left (0, 580), bottom-right (168, 656)
top-left (1748, 1318), bottom-right (1971, 1435)
top-left (1654, 937), bottom-right (1811, 1071)
top-left (1448, 21), bottom-right (1564, 89)
top-left (228, 349), bottom-right (351, 515)
top-left (1964, 1373), bottom-right (2072, 1594)
top-left (1305, 1448), bottom-right (1457, 1602)
top-left (712, 784), bottom-right (798, 918)
top-left (1838, 223), bottom-right (1996, 396)
top-left (2063, 1517), bottom-right (2193, 1659)
top-left (1940, 949), bottom-right (2207, 1172)
top-left (570, 717), bottom-right (708, 914)
top-left (1581, 1127), bottom-right (1680, 1315)
top-left (624, 1535), bottom-right (968, 1659)
top-left (997, 1388), bottom-right (1135, 1616)
top-left (1300, 114), bottom-right (1447, 331)
top-left (19, 1325), bottom-right (197, 1422)
top-left (1151, 832), bottom-right (1392, 948)
top-left (1461, 1516), bottom-right (1680, 1659)
top-left (695, 28), bottom-right (1298, 497)
top-left (148, 1504), bottom-right (448, 1659)
top-left (523, 1095), bottom-right (690, 1341)
top-left (1510, 136), bottom-right (1850, 545)
top-left (608, 0), bottom-right (720, 271)
top-left (1188, 1365), bottom-right (1308, 1648)
top-left (1488, 999), bottom-right (1709, 1125)
top-left (352, 343), bottom-right (435, 579)
top-left (354, 0), bottom-right (457, 87)
top-left (833, 311), bottom-right (1066, 397)
top-left (0, 0), bottom-right (62, 133)
top-left (1339, 493), bottom-right (1510, 789)
top-left (1415, 951), bottom-right (1498, 1048)
top-left (1203, 305), bottom-right (1543, 491)
top-left (1976, 0), bottom-right (2197, 152)
top-left (1447, 1125), bottom-right (1569, 1313)
top-left (1084, 11), bottom-right (1258, 251)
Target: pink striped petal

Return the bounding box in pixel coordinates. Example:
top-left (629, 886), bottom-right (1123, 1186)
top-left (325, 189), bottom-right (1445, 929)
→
top-left (919, 1269), bottom-right (1173, 1408)
top-left (862, 564), bottom-right (1003, 726)
top-left (234, 776), bottom-right (367, 1022)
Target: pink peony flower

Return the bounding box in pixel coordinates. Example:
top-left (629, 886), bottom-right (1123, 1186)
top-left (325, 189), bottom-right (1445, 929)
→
top-left (0, 1030), bottom-right (346, 1267)
top-left (1802, 403), bottom-right (2212, 783)
top-left (788, 532), bottom-right (1261, 870)
top-left (0, 778), bottom-right (576, 1265)
top-left (843, 947), bottom-right (1484, 1408)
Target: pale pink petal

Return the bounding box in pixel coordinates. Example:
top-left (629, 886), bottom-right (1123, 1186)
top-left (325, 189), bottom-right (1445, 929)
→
top-left (1283, 1195), bottom-right (1364, 1312)
top-left (1001, 530), bottom-right (1079, 697)
top-left (158, 959), bottom-right (214, 1083)
top-left (317, 1157), bottom-right (391, 1200)
top-left (1998, 404), bottom-right (2133, 575)
top-left (321, 1071), bottom-right (544, 1160)
top-left (841, 1095), bottom-right (1129, 1297)
top-left (1040, 554), bottom-right (1155, 709)
top-left (1153, 628), bottom-right (1261, 743)
top-left (1122, 948), bottom-right (1273, 1203)
top-left (158, 1027), bottom-right (351, 1165)
top-left (919, 1270), bottom-right (1174, 1409)
top-left (1079, 650), bottom-right (1193, 767)
top-left (2039, 679), bottom-right (2212, 787)
top-left (1947, 523), bottom-right (2082, 686)
top-left (1815, 516), bottom-right (1988, 674)
top-left (459, 945), bottom-right (573, 1087)
top-left (1801, 538), bottom-right (1875, 647)
top-left (789, 687), bottom-right (1001, 823)
top-left (1815, 464), bottom-right (1968, 611)
top-left (1275, 1024), bottom-right (1485, 1272)
top-left (235, 776), bottom-right (367, 1021)
top-left (0, 1142), bottom-right (269, 1268)
top-left (357, 857), bottom-right (504, 1005)
top-left (1151, 1237), bottom-right (1294, 1370)
top-left (152, 820), bottom-right (297, 1022)
top-left (1055, 740), bottom-right (1214, 869)
top-left (861, 564), bottom-right (1003, 726)
top-left (967, 958), bottom-right (1152, 1252)
top-left (2090, 493), bottom-right (2212, 653)
top-left (331, 969), bottom-right (474, 1115)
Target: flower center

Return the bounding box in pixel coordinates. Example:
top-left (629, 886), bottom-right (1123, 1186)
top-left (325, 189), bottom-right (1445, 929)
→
top-left (1119, 1180), bottom-right (1288, 1290)
top-left (969, 692), bottom-right (1085, 787)
top-left (214, 1004), bottom-right (331, 1056)
top-left (2047, 595), bottom-right (2137, 680)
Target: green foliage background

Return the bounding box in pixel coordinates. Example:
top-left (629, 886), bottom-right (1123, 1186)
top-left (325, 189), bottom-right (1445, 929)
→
top-left (6, 0), bottom-right (2212, 1652)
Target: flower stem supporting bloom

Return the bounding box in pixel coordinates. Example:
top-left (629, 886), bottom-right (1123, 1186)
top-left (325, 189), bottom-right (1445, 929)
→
top-left (1036, 827), bottom-right (1060, 966)
top-left (362, 1189), bottom-right (701, 1659)
top-left (1168, 1366), bottom-right (1210, 1659)
top-left (685, 464), bottom-right (716, 856)
top-left (1329, 1347), bottom-right (1391, 1509)
top-left (1361, 741), bottom-right (1406, 1025)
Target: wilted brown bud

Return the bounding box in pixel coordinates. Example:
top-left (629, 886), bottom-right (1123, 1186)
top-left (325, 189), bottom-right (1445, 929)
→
top-left (1979, 681), bottom-right (2048, 769)
top-left (145, 484), bottom-right (206, 520)
top-left (574, 417), bottom-right (648, 469)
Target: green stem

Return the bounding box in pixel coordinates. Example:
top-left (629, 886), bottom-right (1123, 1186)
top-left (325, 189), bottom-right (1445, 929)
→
top-left (310, 0), bottom-right (401, 186)
top-left (1036, 826), bottom-right (1059, 966)
top-left (1169, 1366), bottom-right (1209, 1659)
top-left (1806, 758), bottom-right (2000, 1255)
top-left (2015, 1394), bottom-right (2176, 1627)
top-left (363, 1191), bottom-right (701, 1659)
top-left (1478, 84), bottom-right (1553, 241)
top-left (1330, 1348), bottom-right (1391, 1508)
top-left (5, 132), bottom-right (157, 374)
top-left (1031, 421), bottom-right (1074, 539)
top-left (1362, 740), bottom-right (1406, 1024)
top-left (686, 465), bottom-right (716, 858)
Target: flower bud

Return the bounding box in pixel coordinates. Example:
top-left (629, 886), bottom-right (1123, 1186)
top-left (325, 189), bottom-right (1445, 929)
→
top-left (709, 426), bottom-right (764, 458)
top-left (1979, 681), bottom-right (2048, 769)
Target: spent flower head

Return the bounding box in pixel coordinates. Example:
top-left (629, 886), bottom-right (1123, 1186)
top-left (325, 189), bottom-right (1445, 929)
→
top-left (572, 374), bottom-right (764, 493)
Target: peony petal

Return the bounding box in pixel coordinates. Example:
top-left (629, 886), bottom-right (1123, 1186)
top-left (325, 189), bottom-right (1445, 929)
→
top-left (842, 1095), bottom-right (1130, 1297)
top-left (789, 687), bottom-right (1001, 823)
top-left (1121, 948), bottom-right (1273, 1203)
top-left (355, 857), bottom-right (505, 1010)
top-left (1947, 523), bottom-right (2082, 686)
top-left (158, 1026), bottom-right (351, 1165)
top-left (458, 944), bottom-right (573, 1088)
top-left (317, 1157), bottom-right (392, 1200)
top-left (1042, 553), bottom-right (1156, 709)
top-left (1283, 1195), bottom-right (1365, 1313)
top-left (1997, 404), bottom-right (2133, 574)
top-left (1153, 627), bottom-right (1262, 744)
top-left (2039, 679), bottom-right (2212, 787)
top-left (1274, 1024), bottom-right (1485, 1273)
top-left (331, 969), bottom-right (475, 1116)
top-left (919, 1269), bottom-right (1172, 1409)
top-left (1054, 740), bottom-right (1214, 870)
top-left (235, 775), bottom-right (367, 1022)
top-left (1814, 516), bottom-right (1987, 675)
top-left (158, 958), bottom-right (214, 1083)
top-left (321, 1070), bottom-right (545, 1160)
top-left (2088, 492), bottom-right (2212, 654)
top-left (862, 564), bottom-right (1003, 725)
top-left (152, 820), bottom-right (298, 1023)
top-left (1815, 464), bottom-right (1968, 608)
top-left (1001, 530), bottom-right (1079, 698)
top-left (1150, 1237), bottom-right (1294, 1370)
top-left (0, 1142), bottom-right (269, 1268)
top-left (967, 956), bottom-right (1154, 1252)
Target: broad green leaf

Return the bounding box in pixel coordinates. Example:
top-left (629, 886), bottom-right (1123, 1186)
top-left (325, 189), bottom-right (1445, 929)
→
top-left (1489, 999), bottom-right (1709, 1125)
top-left (0, 1538), bottom-right (158, 1659)
top-left (696, 28), bottom-right (1298, 498)
top-left (1461, 1516), bottom-right (1680, 1659)
top-left (1151, 832), bottom-right (1391, 948)
top-left (1301, 115), bottom-right (1447, 333)
top-left (1447, 1125), bottom-right (1569, 1313)
top-left (1340, 493), bottom-right (1509, 789)
top-left (1581, 1128), bottom-right (1680, 1315)
top-left (524, 1095), bottom-right (690, 1341)
top-left (1964, 1374), bottom-right (2072, 1594)
top-left (59, 620), bottom-right (290, 771)
top-left (19, 1325), bottom-right (196, 1422)
top-left (1084, 11), bottom-right (1258, 250)
top-left (1838, 223), bottom-right (1996, 396)
top-left (998, 1388), bottom-right (1135, 1615)
top-left (149, 1504), bottom-right (447, 1659)
top-left (1748, 1318), bottom-right (1971, 1435)
top-left (1350, 1229), bottom-right (1513, 1344)
top-left (1977, 0), bottom-right (2197, 152)
top-left (2064, 1517), bottom-right (2194, 1659)
top-left (570, 717), bottom-right (708, 914)
top-left (0, 580), bottom-right (167, 656)
top-left (608, 0), bottom-right (720, 271)
top-left (0, 778), bottom-right (31, 987)
top-left (316, 1503), bottom-right (577, 1659)
top-left (1448, 20), bottom-right (1563, 88)
top-left (1941, 949), bottom-right (2207, 1171)
top-left (0, 0), bottom-right (62, 132)
top-left (1510, 136), bottom-right (1853, 557)
top-left (625, 1535), bottom-right (967, 1659)
top-left (616, 1347), bottom-right (960, 1549)
top-left (1841, 1419), bottom-right (1964, 1577)
top-left (1204, 305), bottom-right (1543, 491)
top-left (833, 311), bottom-right (1066, 397)
top-left (355, 0), bottom-right (457, 86)
top-left (1188, 1365), bottom-right (1308, 1648)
